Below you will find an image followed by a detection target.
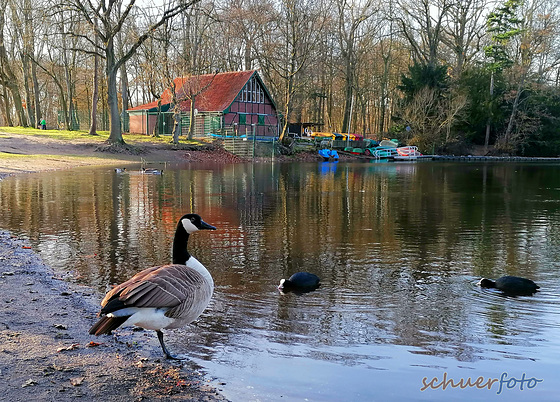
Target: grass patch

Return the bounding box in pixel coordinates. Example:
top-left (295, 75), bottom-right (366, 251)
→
top-left (0, 126), bottom-right (212, 148)
top-left (0, 126), bottom-right (109, 142)
top-left (0, 152), bottom-right (31, 159)
top-left (0, 152), bottom-right (107, 161)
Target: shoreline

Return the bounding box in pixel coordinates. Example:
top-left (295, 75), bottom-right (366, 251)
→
top-left (0, 231), bottom-right (226, 401)
top-left (0, 132), bottom-right (229, 400)
top-left (0, 131), bottom-right (231, 180)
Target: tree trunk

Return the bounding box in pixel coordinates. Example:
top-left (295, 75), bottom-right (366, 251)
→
top-left (152, 98), bottom-right (162, 137)
top-left (21, 51), bottom-right (35, 127)
top-left (105, 39), bottom-right (125, 145)
top-left (59, 16), bottom-right (74, 131)
top-left (244, 40), bottom-right (252, 70)
top-left (4, 78), bottom-right (27, 127)
top-left (0, 41), bottom-right (27, 126)
top-left (21, 0), bottom-right (41, 127)
top-left (120, 62), bottom-right (129, 132)
top-left (172, 106), bottom-right (181, 144)
top-left (279, 73), bottom-right (294, 143)
top-left (484, 72), bottom-right (494, 153)
top-left (502, 73), bottom-right (526, 150)
top-left (187, 96), bottom-right (196, 140)
top-left (31, 59), bottom-right (41, 128)
top-left (88, 44), bottom-right (99, 135)
top-left (54, 78), bottom-right (69, 129)
top-left (341, 71), bottom-right (353, 133)
top-left (0, 86), bottom-right (13, 126)
top-left (379, 49), bottom-right (391, 133)
top-left (21, 0), bottom-right (35, 128)
top-left (63, 57), bottom-right (73, 130)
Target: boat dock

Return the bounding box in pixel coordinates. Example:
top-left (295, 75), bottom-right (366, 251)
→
top-left (427, 155), bottom-right (560, 162)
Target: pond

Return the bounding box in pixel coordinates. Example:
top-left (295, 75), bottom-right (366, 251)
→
top-left (1, 161), bottom-right (559, 401)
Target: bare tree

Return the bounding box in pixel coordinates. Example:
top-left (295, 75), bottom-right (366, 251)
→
top-left (9, 0), bottom-right (40, 127)
top-left (394, 0), bottom-right (453, 67)
top-left (0, 0), bottom-right (28, 127)
top-left (64, 0), bottom-right (201, 146)
top-left (220, 0), bottom-right (274, 70)
top-left (400, 85), bottom-right (466, 150)
top-left (89, 19), bottom-right (100, 135)
top-left (257, 0), bottom-right (324, 142)
top-left (442, 0), bottom-right (489, 76)
top-left (500, 0), bottom-right (560, 151)
top-left (336, 0), bottom-right (378, 134)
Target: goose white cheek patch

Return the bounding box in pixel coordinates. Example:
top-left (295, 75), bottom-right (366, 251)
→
top-left (182, 219), bottom-right (199, 234)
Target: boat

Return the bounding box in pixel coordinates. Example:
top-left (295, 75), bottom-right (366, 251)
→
top-left (363, 144), bottom-right (421, 160)
top-left (318, 149), bottom-right (339, 161)
top-left (394, 146), bottom-right (422, 160)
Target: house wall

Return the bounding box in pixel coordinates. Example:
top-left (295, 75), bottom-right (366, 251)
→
top-left (225, 99), bottom-right (278, 137)
top-left (129, 112), bottom-right (146, 134)
top-left (128, 112), bottom-right (159, 135)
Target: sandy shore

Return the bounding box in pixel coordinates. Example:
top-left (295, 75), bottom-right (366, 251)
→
top-left (0, 132), bottom-right (229, 400)
top-left (0, 131), bottom-right (247, 180)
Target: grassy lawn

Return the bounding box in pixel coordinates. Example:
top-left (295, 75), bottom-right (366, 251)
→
top-left (0, 126), bottom-right (110, 142)
top-left (0, 126), bottom-right (209, 147)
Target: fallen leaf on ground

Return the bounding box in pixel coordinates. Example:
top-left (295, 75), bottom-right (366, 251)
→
top-left (87, 341), bottom-right (101, 347)
top-left (57, 343), bottom-right (79, 352)
top-left (22, 379), bottom-right (37, 388)
top-left (70, 377), bottom-right (84, 386)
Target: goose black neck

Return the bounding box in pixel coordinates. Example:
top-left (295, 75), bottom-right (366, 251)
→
top-left (172, 222), bottom-right (191, 265)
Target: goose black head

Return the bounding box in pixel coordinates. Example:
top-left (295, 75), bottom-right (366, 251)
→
top-left (180, 213), bottom-right (217, 234)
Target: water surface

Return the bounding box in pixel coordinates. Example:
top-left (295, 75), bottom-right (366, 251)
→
top-left (1, 161), bottom-right (559, 401)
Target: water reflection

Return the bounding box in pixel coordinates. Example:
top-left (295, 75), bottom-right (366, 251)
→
top-left (1, 162), bottom-right (560, 400)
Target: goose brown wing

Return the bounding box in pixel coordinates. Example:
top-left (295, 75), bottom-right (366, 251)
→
top-left (100, 264), bottom-right (207, 311)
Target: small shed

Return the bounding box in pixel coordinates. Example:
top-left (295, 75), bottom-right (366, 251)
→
top-left (128, 70), bottom-right (279, 137)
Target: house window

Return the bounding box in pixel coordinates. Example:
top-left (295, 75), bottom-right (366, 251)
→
top-left (239, 113), bottom-right (246, 125)
top-left (240, 77), bottom-right (265, 104)
top-left (258, 115), bottom-right (265, 125)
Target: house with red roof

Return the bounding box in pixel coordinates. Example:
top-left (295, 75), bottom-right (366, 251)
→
top-left (127, 70), bottom-right (279, 137)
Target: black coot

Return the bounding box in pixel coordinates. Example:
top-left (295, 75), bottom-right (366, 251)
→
top-left (478, 276), bottom-right (539, 296)
top-left (278, 272), bottom-right (320, 293)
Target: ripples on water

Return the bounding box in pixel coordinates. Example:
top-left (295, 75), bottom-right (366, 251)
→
top-left (1, 162), bottom-right (560, 400)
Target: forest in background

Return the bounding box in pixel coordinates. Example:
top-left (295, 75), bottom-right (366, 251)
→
top-left (1, 0), bottom-right (559, 155)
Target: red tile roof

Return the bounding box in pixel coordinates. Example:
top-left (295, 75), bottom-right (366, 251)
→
top-left (128, 70), bottom-right (258, 112)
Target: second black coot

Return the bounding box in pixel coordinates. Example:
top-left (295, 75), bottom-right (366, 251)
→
top-left (278, 272), bottom-right (320, 293)
top-left (478, 275), bottom-right (539, 296)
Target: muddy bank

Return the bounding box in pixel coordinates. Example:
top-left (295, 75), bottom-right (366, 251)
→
top-left (0, 231), bottom-right (227, 401)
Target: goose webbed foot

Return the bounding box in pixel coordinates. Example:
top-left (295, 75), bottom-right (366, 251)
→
top-left (156, 330), bottom-right (185, 360)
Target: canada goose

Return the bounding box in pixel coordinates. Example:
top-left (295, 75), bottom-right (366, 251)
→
top-left (89, 213), bottom-right (216, 359)
top-left (478, 276), bottom-right (539, 296)
top-left (114, 168), bottom-right (127, 173)
top-left (142, 167), bottom-right (163, 175)
top-left (278, 272), bottom-right (320, 293)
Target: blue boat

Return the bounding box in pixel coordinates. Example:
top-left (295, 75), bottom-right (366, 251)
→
top-left (318, 149), bottom-right (339, 161)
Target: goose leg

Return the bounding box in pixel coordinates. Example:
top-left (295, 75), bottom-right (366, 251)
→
top-left (156, 330), bottom-right (183, 360)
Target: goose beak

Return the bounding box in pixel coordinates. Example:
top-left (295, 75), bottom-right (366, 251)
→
top-left (200, 220), bottom-right (217, 230)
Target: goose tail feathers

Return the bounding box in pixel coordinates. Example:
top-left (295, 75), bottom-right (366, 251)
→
top-left (89, 315), bottom-right (130, 335)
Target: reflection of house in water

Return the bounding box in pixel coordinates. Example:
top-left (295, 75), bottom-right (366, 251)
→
top-left (128, 70), bottom-right (279, 137)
